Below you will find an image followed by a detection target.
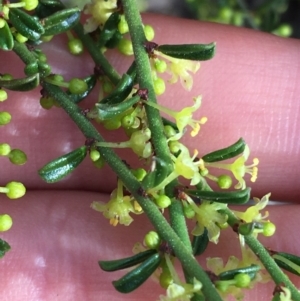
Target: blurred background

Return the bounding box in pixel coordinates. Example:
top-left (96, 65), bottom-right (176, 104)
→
top-left (141, 0), bottom-right (300, 38)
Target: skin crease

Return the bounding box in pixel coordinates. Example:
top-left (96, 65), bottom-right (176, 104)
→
top-left (0, 13), bottom-right (300, 301)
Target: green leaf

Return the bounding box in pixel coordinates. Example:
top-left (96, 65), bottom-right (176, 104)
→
top-left (186, 188), bottom-right (251, 204)
top-left (192, 228), bottom-right (209, 256)
top-left (42, 8), bottom-right (81, 36)
top-left (273, 252), bottom-right (300, 276)
top-left (112, 253), bottom-right (161, 293)
top-left (0, 73), bottom-right (39, 91)
top-left (38, 146), bottom-right (87, 183)
top-left (100, 73), bottom-right (134, 105)
top-left (0, 21), bottom-right (14, 51)
top-left (95, 95), bottom-right (140, 121)
top-left (99, 249), bottom-right (157, 272)
top-left (9, 8), bottom-right (45, 41)
top-left (157, 42), bottom-right (216, 61)
top-left (202, 138), bottom-right (246, 163)
top-left (218, 264), bottom-right (260, 280)
top-left (0, 238), bottom-right (11, 258)
top-left (98, 12), bottom-right (121, 48)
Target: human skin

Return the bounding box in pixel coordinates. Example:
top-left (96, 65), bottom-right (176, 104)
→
top-left (0, 14), bottom-right (299, 301)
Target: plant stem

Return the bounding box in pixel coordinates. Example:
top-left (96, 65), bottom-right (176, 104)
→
top-left (225, 209), bottom-right (300, 300)
top-left (122, 0), bottom-right (173, 173)
top-left (13, 40), bottom-right (37, 65)
top-left (42, 81), bottom-right (222, 301)
top-left (73, 23), bottom-right (120, 85)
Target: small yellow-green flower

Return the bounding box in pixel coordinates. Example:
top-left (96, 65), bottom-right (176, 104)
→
top-left (144, 95), bottom-right (207, 141)
top-left (203, 145), bottom-right (259, 189)
top-left (91, 180), bottom-right (142, 226)
top-left (233, 193), bottom-right (270, 223)
top-left (153, 51), bottom-right (200, 91)
top-left (158, 254), bottom-right (202, 301)
top-left (83, 0), bottom-right (117, 33)
top-left (277, 287), bottom-right (293, 301)
top-left (185, 194), bottom-right (227, 243)
top-left (148, 144), bottom-right (203, 194)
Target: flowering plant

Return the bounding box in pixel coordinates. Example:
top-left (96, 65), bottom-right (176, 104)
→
top-left (0, 1), bottom-right (299, 301)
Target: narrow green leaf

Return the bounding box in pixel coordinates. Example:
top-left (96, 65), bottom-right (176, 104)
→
top-left (0, 238), bottom-right (11, 258)
top-left (42, 8), bottom-right (81, 36)
top-left (0, 21), bottom-right (14, 51)
top-left (218, 264), bottom-right (260, 280)
top-left (0, 73), bottom-right (39, 91)
top-left (202, 138), bottom-right (246, 163)
top-left (192, 228), bottom-right (209, 256)
top-left (99, 249), bottom-right (157, 272)
top-left (95, 95), bottom-right (140, 121)
top-left (100, 73), bottom-right (134, 105)
top-left (9, 8), bottom-right (45, 41)
top-left (112, 253), bottom-right (161, 293)
top-left (273, 253), bottom-right (300, 276)
top-left (157, 42), bottom-right (216, 61)
top-left (186, 188), bottom-right (251, 204)
top-left (98, 12), bottom-right (121, 48)
top-left (38, 146), bottom-right (87, 183)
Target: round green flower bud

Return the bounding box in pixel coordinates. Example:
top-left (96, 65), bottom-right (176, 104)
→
top-left (164, 125), bottom-right (177, 138)
top-left (90, 149), bottom-right (100, 162)
top-left (68, 39), bottom-right (84, 55)
top-left (232, 12), bottom-right (244, 27)
top-left (234, 273), bottom-right (251, 288)
top-left (38, 62), bottom-right (51, 77)
top-left (183, 204), bottom-right (195, 219)
top-left (0, 74), bottom-right (13, 81)
top-left (51, 74), bottom-right (64, 82)
top-left (69, 78), bottom-right (88, 94)
top-left (218, 7), bottom-right (233, 23)
top-left (144, 24), bottom-right (155, 41)
top-left (15, 33), bottom-right (28, 43)
top-left (117, 38), bottom-right (133, 56)
top-left (0, 89), bottom-right (8, 102)
top-left (21, 0), bottom-right (39, 11)
top-left (155, 195), bottom-right (171, 209)
top-left (41, 35), bottom-right (53, 42)
top-left (5, 181), bottom-right (26, 199)
top-left (118, 15), bottom-right (129, 34)
top-left (168, 141), bottom-right (181, 154)
top-left (121, 114), bottom-right (135, 129)
top-left (0, 112), bottom-right (12, 126)
top-left (24, 62), bottom-right (39, 76)
top-left (93, 156), bottom-right (105, 169)
top-left (0, 143), bottom-right (11, 156)
top-left (0, 19), bottom-right (6, 29)
top-left (144, 231), bottom-right (160, 249)
top-left (0, 214), bottom-right (13, 232)
top-left (131, 168), bottom-right (147, 181)
top-left (103, 119), bottom-right (121, 130)
top-left (159, 270), bottom-right (173, 289)
top-left (276, 24), bottom-right (293, 37)
top-left (217, 174), bottom-right (232, 189)
top-left (38, 53), bottom-right (47, 63)
top-left (154, 59), bottom-right (167, 73)
top-left (9, 149), bottom-right (27, 165)
top-left (40, 97), bottom-right (54, 110)
top-left (102, 81), bottom-right (114, 94)
top-left (262, 221), bottom-right (276, 237)
top-left (153, 77), bottom-right (166, 95)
